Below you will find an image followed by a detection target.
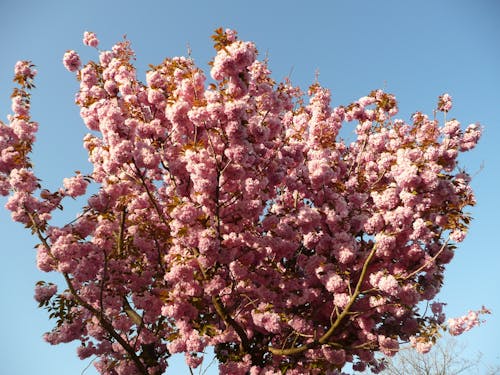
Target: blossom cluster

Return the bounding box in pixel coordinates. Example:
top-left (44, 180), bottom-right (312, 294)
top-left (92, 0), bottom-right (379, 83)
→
top-left (0, 29), bottom-right (484, 375)
top-left (447, 307), bottom-right (490, 336)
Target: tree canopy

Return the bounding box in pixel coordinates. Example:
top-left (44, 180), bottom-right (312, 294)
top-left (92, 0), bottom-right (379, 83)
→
top-left (0, 29), bottom-right (487, 374)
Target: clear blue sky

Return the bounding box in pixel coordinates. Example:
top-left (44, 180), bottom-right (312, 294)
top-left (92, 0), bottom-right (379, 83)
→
top-left (0, 1), bottom-right (499, 374)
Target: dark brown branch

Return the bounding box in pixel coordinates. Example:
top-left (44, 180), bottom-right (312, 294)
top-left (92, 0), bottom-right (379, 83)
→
top-left (211, 295), bottom-right (252, 353)
top-left (117, 206), bottom-right (127, 257)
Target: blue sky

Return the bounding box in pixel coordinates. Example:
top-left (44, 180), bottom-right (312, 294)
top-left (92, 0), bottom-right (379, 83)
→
top-left (0, 1), bottom-right (499, 374)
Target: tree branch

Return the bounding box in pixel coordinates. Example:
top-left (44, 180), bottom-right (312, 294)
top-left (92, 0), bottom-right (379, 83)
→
top-left (133, 160), bottom-right (169, 227)
top-left (269, 244), bottom-right (378, 356)
top-left (26, 210), bottom-right (151, 374)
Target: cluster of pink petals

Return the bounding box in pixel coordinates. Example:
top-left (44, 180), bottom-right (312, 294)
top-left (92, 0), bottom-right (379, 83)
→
top-left (34, 282), bottom-right (57, 303)
top-left (14, 60), bottom-right (37, 79)
top-left (409, 336), bottom-right (433, 354)
top-left (63, 50), bottom-right (81, 72)
top-left (62, 174), bottom-right (88, 197)
top-left (447, 306), bottom-right (491, 336)
top-left (438, 93), bottom-right (453, 112)
top-left (83, 31), bottom-right (99, 48)
top-left (0, 29), bottom-right (485, 375)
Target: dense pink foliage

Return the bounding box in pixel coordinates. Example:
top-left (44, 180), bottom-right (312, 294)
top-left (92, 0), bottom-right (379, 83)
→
top-left (0, 29), bottom-right (486, 374)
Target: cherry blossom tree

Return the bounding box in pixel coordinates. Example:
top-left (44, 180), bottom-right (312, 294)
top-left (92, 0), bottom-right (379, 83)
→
top-left (0, 29), bottom-right (488, 374)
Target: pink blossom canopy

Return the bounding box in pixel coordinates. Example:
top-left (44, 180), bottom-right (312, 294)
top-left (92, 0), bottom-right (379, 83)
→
top-left (0, 29), bottom-right (486, 374)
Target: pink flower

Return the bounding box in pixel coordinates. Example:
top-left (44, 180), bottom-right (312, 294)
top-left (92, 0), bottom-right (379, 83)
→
top-left (430, 302), bottom-right (446, 315)
top-left (410, 336), bottom-right (433, 354)
top-left (460, 123), bottom-right (482, 151)
top-left (438, 93), bottom-right (452, 112)
top-left (288, 317), bottom-right (309, 334)
top-left (321, 346), bottom-right (346, 365)
top-left (378, 274), bottom-right (399, 296)
top-left (442, 119), bottom-right (461, 136)
top-left (334, 293), bottom-right (350, 308)
top-left (447, 306), bottom-right (490, 336)
top-left (63, 174), bottom-right (88, 197)
top-left (63, 50), bottom-right (81, 72)
top-left (358, 95), bottom-right (376, 107)
top-left (9, 168), bottom-right (38, 193)
top-left (378, 335), bottom-right (399, 356)
top-left (449, 228), bottom-right (466, 242)
top-left (225, 28), bottom-right (237, 42)
top-left (167, 338), bottom-right (187, 354)
top-left (34, 282), bottom-right (57, 303)
top-left (325, 272), bottom-right (344, 293)
top-left (411, 217), bottom-right (432, 240)
top-left (210, 40), bottom-right (257, 81)
top-left (83, 31), bottom-right (99, 48)
top-left (36, 245), bottom-right (56, 272)
top-left (252, 309), bottom-right (281, 333)
top-left (99, 50), bottom-right (113, 67)
top-left (185, 353), bottom-right (203, 369)
top-left (14, 60), bottom-right (36, 78)
top-left (371, 187), bottom-right (399, 210)
top-left (392, 161), bottom-right (420, 189)
top-left (76, 344), bottom-right (96, 359)
top-left (10, 96), bottom-right (29, 117)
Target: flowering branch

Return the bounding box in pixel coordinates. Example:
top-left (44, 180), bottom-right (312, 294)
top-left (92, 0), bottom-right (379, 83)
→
top-left (269, 244), bottom-right (377, 356)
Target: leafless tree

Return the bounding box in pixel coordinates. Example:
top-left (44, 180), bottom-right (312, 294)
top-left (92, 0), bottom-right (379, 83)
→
top-left (379, 337), bottom-right (499, 375)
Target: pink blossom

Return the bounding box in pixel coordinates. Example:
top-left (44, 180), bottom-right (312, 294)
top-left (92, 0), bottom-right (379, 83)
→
top-left (437, 93), bottom-right (452, 112)
top-left (431, 302), bottom-right (446, 315)
top-left (225, 28), bottom-right (237, 42)
top-left (10, 96), bottom-right (29, 117)
top-left (76, 344), bottom-right (96, 359)
top-left (378, 335), bottom-right (399, 356)
top-left (321, 346), bottom-right (346, 365)
top-left (14, 60), bottom-right (36, 78)
top-left (34, 283), bottom-right (57, 303)
top-left (410, 336), bottom-right (433, 354)
top-left (99, 50), bottom-right (113, 67)
top-left (442, 119), bottom-right (461, 136)
top-left (288, 317), bottom-right (309, 334)
top-left (185, 353), bottom-right (203, 368)
top-left (377, 274), bottom-right (399, 296)
top-left (371, 187), bottom-right (399, 210)
top-left (334, 293), bottom-right (350, 308)
top-left (447, 307), bottom-right (490, 336)
top-left (449, 228), bottom-right (466, 242)
top-left (62, 50), bottom-right (81, 72)
top-left (392, 161), bottom-right (420, 189)
top-left (36, 245), bottom-right (56, 272)
top-left (364, 213), bottom-right (384, 234)
top-left (83, 31), bottom-right (99, 47)
top-left (210, 40), bottom-right (257, 81)
top-left (411, 217), bottom-right (429, 240)
top-left (9, 168), bottom-right (38, 193)
top-left (460, 123), bottom-right (482, 151)
top-left (63, 174), bottom-right (88, 197)
top-left (219, 355), bottom-right (252, 375)
top-left (252, 309), bottom-right (281, 334)
top-left (358, 95), bottom-right (376, 107)
top-left (325, 272), bottom-right (344, 293)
